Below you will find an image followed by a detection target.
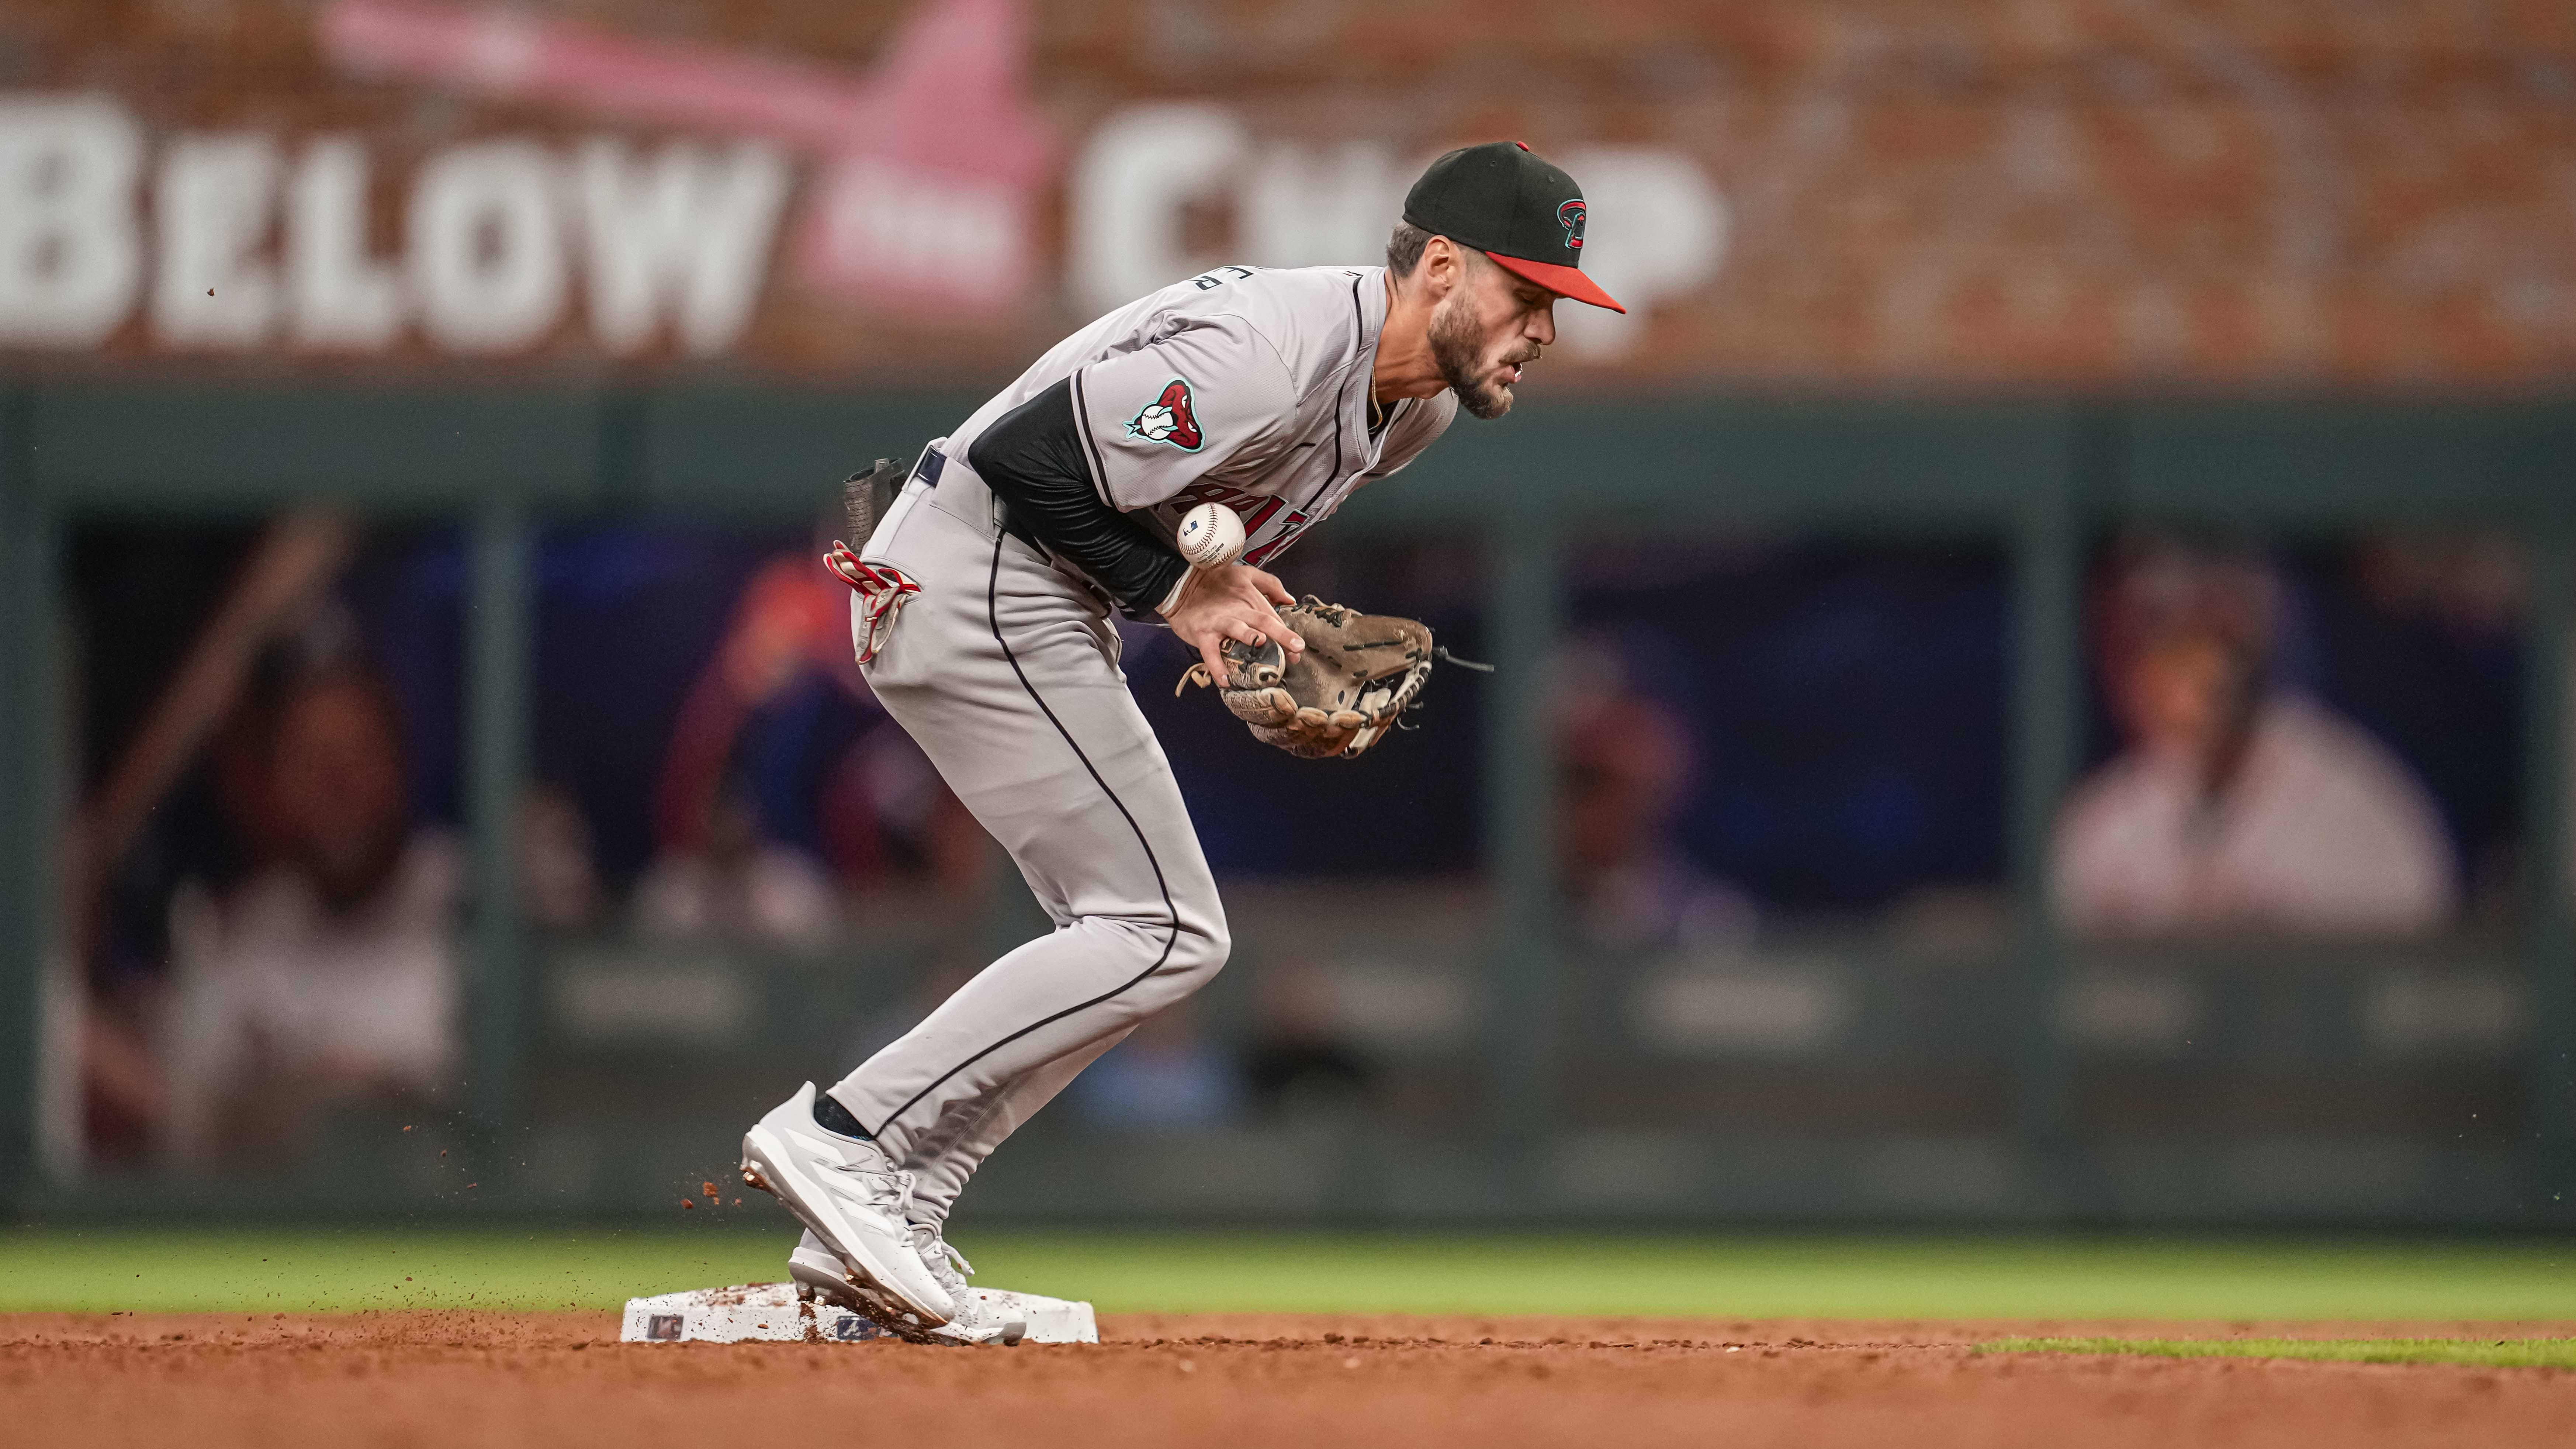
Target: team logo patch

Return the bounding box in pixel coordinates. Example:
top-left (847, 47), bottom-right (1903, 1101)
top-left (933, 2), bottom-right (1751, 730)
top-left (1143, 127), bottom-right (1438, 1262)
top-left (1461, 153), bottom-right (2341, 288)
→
top-left (1126, 378), bottom-right (1204, 451)
top-left (1557, 198), bottom-right (1586, 251)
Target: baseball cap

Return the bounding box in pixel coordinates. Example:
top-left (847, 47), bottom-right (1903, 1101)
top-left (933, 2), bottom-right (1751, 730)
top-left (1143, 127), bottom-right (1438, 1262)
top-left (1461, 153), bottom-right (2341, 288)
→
top-left (1401, 141), bottom-right (1625, 313)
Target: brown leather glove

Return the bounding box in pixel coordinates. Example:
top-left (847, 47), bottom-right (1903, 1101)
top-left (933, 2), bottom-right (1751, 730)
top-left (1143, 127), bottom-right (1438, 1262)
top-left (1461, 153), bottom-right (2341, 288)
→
top-left (1177, 596), bottom-right (1442, 759)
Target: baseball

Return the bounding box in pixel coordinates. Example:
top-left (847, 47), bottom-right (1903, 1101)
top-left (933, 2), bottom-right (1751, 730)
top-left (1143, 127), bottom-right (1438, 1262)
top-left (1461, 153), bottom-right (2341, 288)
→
top-left (1175, 501), bottom-right (1247, 570)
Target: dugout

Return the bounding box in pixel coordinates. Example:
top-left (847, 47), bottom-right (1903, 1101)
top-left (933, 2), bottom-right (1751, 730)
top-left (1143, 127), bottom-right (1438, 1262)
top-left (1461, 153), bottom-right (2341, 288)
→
top-left (1, 383), bottom-right (2571, 1226)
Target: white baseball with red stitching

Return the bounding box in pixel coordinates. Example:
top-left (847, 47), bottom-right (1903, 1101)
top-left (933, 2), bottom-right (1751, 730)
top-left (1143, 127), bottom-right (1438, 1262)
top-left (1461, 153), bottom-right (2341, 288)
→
top-left (1175, 502), bottom-right (1246, 571)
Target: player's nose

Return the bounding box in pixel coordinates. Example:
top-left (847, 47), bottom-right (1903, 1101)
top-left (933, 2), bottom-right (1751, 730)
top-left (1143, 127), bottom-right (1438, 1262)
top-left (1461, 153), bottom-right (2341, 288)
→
top-left (1528, 302), bottom-right (1558, 348)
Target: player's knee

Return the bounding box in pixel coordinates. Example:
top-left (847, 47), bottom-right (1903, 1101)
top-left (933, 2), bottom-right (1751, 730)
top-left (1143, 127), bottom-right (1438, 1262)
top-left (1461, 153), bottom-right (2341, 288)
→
top-left (1174, 913), bottom-right (1231, 979)
top-left (1090, 902), bottom-right (1226, 991)
top-left (1163, 901), bottom-right (1229, 986)
top-left (1185, 917), bottom-right (1231, 978)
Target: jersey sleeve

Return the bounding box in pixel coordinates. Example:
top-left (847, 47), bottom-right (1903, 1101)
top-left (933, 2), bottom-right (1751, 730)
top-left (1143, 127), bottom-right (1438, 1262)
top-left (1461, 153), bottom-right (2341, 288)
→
top-left (1067, 313), bottom-right (1299, 511)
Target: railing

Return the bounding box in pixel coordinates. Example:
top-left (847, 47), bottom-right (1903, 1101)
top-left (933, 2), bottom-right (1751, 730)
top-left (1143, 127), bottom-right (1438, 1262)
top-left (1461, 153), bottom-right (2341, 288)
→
top-left (2, 381), bottom-right (2570, 1222)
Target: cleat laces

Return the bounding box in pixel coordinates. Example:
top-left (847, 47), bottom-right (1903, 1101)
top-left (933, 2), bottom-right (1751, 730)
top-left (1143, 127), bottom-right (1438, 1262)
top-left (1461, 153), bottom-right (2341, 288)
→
top-left (910, 1222), bottom-right (974, 1285)
top-left (908, 1223), bottom-right (990, 1331)
top-left (825, 1147), bottom-right (918, 1226)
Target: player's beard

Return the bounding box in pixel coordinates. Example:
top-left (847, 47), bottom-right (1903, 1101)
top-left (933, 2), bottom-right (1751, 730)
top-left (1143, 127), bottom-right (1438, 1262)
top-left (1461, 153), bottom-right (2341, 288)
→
top-left (1429, 292), bottom-right (1515, 420)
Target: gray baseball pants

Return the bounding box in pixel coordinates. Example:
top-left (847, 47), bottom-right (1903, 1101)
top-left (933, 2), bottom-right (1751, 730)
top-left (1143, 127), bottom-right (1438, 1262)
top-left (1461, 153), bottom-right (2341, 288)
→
top-left (825, 446), bottom-right (1229, 1226)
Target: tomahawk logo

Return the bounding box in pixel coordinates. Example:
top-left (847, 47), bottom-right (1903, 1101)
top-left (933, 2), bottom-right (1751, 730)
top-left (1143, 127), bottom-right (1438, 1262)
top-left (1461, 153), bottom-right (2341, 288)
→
top-left (1557, 198), bottom-right (1586, 251)
top-left (1126, 378), bottom-right (1204, 450)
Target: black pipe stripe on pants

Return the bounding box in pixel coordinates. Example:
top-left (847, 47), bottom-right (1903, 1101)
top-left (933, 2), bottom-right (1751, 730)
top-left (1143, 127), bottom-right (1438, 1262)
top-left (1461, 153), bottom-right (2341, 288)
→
top-left (865, 531), bottom-right (1183, 1140)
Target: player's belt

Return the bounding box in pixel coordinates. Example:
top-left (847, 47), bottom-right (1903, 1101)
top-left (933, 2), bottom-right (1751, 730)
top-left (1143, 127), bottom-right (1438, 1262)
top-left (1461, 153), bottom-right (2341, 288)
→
top-left (921, 442), bottom-right (1019, 549)
top-left (918, 441), bottom-right (1032, 553)
top-left (915, 440), bottom-right (1083, 595)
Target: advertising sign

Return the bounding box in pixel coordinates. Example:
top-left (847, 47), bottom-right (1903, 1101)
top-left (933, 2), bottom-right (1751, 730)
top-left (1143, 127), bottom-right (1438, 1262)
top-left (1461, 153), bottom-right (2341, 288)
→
top-left (0, 0), bottom-right (2566, 382)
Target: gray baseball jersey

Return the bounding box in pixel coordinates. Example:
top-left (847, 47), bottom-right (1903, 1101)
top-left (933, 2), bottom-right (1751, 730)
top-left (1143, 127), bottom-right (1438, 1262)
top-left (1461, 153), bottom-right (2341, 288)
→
top-left (814, 262), bottom-right (1460, 1232)
top-left (948, 263), bottom-right (1457, 570)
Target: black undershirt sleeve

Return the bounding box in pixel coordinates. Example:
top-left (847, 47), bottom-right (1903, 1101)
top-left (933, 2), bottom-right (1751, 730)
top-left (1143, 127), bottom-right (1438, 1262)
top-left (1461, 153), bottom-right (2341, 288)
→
top-left (966, 378), bottom-right (1190, 618)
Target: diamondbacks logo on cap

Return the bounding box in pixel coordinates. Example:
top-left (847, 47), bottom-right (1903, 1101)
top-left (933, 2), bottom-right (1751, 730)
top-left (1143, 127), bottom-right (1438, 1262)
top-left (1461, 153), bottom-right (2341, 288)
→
top-left (1557, 199), bottom-right (1586, 251)
top-left (1126, 378), bottom-right (1204, 451)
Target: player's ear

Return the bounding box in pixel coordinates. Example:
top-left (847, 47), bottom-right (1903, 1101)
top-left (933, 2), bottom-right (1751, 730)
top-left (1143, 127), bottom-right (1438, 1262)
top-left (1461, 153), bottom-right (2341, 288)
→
top-left (1421, 235), bottom-right (1464, 296)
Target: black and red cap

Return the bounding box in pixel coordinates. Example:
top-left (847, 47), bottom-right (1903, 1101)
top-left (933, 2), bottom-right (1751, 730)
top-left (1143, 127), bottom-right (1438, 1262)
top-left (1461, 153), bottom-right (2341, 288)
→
top-left (1401, 141), bottom-right (1624, 313)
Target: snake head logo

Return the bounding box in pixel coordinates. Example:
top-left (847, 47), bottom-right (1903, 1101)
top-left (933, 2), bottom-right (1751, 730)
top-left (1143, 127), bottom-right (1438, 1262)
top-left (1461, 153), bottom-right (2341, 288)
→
top-left (1126, 378), bottom-right (1204, 451)
top-left (1557, 198), bottom-right (1586, 251)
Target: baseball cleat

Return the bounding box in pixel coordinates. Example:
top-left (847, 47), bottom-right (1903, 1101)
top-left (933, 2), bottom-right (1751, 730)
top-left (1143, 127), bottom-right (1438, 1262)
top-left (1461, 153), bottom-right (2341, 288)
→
top-left (788, 1229), bottom-right (1026, 1346)
top-left (788, 1230), bottom-right (848, 1304)
top-left (902, 1222), bottom-right (1025, 1346)
top-left (740, 1083), bottom-right (955, 1328)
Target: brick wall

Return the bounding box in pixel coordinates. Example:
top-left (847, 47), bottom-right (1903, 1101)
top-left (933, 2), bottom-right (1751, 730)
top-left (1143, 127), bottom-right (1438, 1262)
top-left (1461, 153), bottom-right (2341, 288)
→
top-left (3, 0), bottom-right (2572, 383)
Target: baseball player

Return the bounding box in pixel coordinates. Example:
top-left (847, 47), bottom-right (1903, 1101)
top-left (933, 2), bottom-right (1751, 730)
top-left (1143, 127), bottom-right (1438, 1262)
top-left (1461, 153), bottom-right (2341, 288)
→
top-left (739, 142), bottom-right (1623, 1343)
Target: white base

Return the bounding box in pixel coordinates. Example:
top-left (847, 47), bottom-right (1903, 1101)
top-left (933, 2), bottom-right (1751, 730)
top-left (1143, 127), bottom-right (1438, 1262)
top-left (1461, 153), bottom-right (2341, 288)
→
top-left (620, 1282), bottom-right (1098, 1345)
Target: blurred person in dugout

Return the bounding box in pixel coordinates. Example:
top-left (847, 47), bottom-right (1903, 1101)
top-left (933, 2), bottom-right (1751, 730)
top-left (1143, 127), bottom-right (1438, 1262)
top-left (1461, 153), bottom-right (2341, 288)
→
top-left (162, 655), bottom-right (462, 1166)
top-left (636, 533), bottom-right (987, 948)
top-left (2054, 534), bottom-right (2458, 936)
top-left (1240, 961), bottom-right (1374, 1122)
top-left (1557, 650), bottom-right (1758, 957)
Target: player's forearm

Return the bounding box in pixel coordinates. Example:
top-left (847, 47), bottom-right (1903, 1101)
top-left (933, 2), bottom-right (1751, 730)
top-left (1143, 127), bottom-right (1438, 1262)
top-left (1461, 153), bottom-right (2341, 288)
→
top-left (967, 380), bottom-right (1190, 617)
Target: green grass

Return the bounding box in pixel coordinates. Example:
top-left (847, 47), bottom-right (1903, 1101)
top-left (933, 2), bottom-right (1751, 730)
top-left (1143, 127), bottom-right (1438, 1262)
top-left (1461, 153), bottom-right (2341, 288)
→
top-left (965, 1234), bottom-right (2576, 1320)
top-left (0, 1227), bottom-right (792, 1314)
top-left (1981, 1336), bottom-right (2576, 1370)
top-left (5, 1227), bottom-right (2576, 1319)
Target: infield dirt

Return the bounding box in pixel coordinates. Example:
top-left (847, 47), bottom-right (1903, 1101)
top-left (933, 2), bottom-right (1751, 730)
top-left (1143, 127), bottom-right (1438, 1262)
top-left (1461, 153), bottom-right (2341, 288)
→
top-left (8, 1310), bottom-right (2575, 1446)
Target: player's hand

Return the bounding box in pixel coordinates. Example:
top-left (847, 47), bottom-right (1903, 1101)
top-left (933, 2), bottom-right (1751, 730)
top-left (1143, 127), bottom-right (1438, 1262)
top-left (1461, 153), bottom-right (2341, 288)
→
top-left (1163, 563), bottom-right (1303, 684)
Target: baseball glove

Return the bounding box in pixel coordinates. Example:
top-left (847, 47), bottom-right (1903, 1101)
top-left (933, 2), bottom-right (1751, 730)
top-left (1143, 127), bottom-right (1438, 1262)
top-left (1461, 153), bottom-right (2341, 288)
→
top-left (1177, 596), bottom-right (1483, 759)
top-left (841, 454), bottom-right (910, 551)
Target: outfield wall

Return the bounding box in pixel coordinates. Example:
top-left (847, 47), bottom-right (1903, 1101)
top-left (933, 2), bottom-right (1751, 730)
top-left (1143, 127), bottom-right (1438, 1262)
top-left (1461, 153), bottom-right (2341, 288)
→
top-left (3, 384), bottom-right (2571, 1225)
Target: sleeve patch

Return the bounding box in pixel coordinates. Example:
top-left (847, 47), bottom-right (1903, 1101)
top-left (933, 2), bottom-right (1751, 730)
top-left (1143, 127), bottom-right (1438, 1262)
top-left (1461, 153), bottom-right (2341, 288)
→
top-left (1124, 377), bottom-right (1204, 451)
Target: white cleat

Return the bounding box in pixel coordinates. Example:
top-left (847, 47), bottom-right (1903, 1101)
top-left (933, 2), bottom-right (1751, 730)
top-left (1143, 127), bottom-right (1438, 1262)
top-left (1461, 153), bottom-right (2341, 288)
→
top-left (906, 1222), bottom-right (1022, 1345)
top-left (740, 1083), bottom-right (955, 1328)
top-left (789, 1230), bottom-right (860, 1307)
top-left (790, 1229), bottom-right (1026, 1346)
